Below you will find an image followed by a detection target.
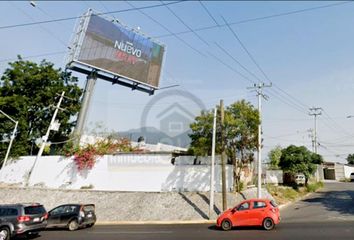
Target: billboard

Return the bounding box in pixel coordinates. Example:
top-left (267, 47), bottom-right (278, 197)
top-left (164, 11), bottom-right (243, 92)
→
top-left (68, 11), bottom-right (165, 89)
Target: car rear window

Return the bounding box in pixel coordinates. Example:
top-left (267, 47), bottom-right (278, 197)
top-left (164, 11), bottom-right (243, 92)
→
top-left (83, 205), bottom-right (95, 212)
top-left (351, 173), bottom-right (354, 176)
top-left (24, 205), bottom-right (46, 215)
top-left (270, 200), bottom-right (278, 208)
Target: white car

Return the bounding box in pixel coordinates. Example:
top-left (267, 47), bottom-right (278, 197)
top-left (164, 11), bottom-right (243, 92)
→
top-left (350, 173), bottom-right (354, 182)
top-left (295, 174), bottom-right (306, 185)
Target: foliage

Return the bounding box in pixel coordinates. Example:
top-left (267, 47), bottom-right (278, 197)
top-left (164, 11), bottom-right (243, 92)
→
top-left (189, 100), bottom-right (260, 192)
top-left (64, 137), bottom-right (134, 171)
top-left (268, 146), bottom-right (282, 169)
top-left (279, 145), bottom-right (324, 185)
top-left (0, 56), bottom-right (82, 165)
top-left (266, 182), bottom-right (323, 205)
top-left (306, 181), bottom-right (323, 192)
top-left (346, 154), bottom-right (354, 165)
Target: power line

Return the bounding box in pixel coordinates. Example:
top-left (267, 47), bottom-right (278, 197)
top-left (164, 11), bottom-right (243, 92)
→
top-left (221, 15), bottom-right (270, 84)
top-left (156, 1), bottom-right (352, 38)
top-left (0, 51), bottom-right (67, 63)
top-left (10, 2), bottom-right (69, 48)
top-left (125, 1), bottom-right (206, 57)
top-left (160, 0), bottom-right (209, 46)
top-left (198, 1), bottom-right (220, 26)
top-left (0, 1), bottom-right (185, 30)
top-left (206, 51), bottom-right (255, 85)
top-left (214, 42), bottom-right (263, 83)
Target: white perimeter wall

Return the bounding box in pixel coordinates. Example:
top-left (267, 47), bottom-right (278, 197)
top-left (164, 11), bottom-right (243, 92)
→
top-left (0, 155), bottom-right (233, 192)
top-left (344, 165), bottom-right (354, 179)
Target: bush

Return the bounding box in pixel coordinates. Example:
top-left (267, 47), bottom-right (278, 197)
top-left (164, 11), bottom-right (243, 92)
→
top-left (64, 137), bottom-right (135, 171)
top-left (306, 182), bottom-right (323, 192)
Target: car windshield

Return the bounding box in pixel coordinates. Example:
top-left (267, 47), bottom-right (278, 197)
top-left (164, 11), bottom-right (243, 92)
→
top-left (24, 205), bottom-right (46, 215)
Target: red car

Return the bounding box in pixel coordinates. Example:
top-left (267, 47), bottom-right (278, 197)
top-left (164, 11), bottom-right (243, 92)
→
top-left (216, 198), bottom-right (280, 231)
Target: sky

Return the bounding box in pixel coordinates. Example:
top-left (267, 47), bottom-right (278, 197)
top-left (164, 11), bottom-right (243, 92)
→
top-left (1, 1), bottom-right (354, 163)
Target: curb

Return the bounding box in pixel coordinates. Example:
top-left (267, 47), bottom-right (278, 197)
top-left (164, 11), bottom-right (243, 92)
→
top-left (278, 190), bottom-right (318, 210)
top-left (95, 220), bottom-right (215, 225)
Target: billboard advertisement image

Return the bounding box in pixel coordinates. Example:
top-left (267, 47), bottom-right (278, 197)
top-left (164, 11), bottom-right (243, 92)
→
top-left (71, 12), bottom-right (165, 89)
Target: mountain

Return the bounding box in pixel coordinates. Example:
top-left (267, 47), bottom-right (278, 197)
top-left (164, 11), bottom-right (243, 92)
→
top-left (118, 127), bottom-right (191, 148)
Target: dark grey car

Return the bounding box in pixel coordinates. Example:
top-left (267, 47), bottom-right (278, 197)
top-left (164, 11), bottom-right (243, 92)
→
top-left (0, 218), bottom-right (12, 240)
top-left (0, 203), bottom-right (47, 239)
top-left (47, 204), bottom-right (96, 231)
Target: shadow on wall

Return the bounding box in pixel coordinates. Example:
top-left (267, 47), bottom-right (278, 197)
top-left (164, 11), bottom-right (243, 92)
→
top-left (178, 193), bottom-right (209, 219)
top-left (56, 156), bottom-right (90, 188)
top-left (162, 164), bottom-right (233, 192)
top-left (302, 189), bottom-right (354, 216)
top-left (161, 165), bottom-right (212, 192)
top-left (196, 192), bottom-right (221, 215)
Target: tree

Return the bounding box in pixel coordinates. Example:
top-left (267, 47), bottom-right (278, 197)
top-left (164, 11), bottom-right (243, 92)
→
top-left (268, 146), bottom-right (282, 169)
top-left (0, 56), bottom-right (82, 165)
top-left (346, 154), bottom-right (354, 165)
top-left (189, 100), bottom-right (260, 191)
top-left (279, 145), bottom-right (323, 185)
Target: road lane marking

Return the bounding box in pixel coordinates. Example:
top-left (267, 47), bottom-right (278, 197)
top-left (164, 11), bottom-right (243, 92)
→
top-left (91, 231), bottom-right (173, 234)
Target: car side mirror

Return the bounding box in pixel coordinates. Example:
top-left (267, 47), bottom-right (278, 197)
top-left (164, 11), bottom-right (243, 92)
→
top-left (231, 208), bottom-right (237, 214)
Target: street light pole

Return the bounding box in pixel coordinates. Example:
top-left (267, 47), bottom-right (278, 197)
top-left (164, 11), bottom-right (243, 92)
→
top-left (0, 110), bottom-right (18, 172)
top-left (209, 107), bottom-right (217, 219)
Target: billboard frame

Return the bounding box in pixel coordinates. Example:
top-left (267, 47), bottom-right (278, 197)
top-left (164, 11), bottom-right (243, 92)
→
top-left (66, 9), bottom-right (166, 95)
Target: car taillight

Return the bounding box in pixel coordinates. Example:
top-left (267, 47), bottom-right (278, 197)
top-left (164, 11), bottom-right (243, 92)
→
top-left (271, 208), bottom-right (277, 213)
top-left (17, 215), bottom-right (31, 222)
top-left (43, 213), bottom-right (48, 219)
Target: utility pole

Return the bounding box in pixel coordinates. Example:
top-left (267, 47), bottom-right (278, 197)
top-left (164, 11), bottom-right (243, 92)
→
top-left (26, 91), bottom-right (66, 186)
top-left (309, 107), bottom-right (322, 154)
top-left (0, 110), bottom-right (18, 176)
top-left (209, 107), bottom-right (217, 219)
top-left (73, 71), bottom-right (97, 145)
top-left (307, 129), bottom-right (315, 153)
top-left (220, 100), bottom-right (227, 211)
top-left (248, 82), bottom-right (272, 199)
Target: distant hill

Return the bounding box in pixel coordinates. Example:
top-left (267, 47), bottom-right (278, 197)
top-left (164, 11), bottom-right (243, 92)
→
top-left (118, 127), bottom-right (191, 148)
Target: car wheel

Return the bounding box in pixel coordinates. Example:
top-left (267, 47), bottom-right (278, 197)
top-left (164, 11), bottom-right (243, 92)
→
top-left (87, 223), bottom-right (95, 228)
top-left (263, 217), bottom-right (275, 230)
top-left (68, 220), bottom-right (79, 231)
top-left (26, 232), bottom-right (40, 239)
top-left (0, 227), bottom-right (10, 240)
top-left (221, 219), bottom-right (232, 231)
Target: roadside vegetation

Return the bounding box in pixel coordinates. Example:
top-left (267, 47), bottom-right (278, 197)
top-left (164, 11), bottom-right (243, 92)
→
top-left (267, 181), bottom-right (323, 205)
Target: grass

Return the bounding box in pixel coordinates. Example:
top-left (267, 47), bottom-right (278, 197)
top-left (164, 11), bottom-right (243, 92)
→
top-left (266, 182), bottom-right (323, 205)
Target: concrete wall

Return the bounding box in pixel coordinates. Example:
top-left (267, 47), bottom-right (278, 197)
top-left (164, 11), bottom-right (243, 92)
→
top-left (335, 163), bottom-right (345, 181)
top-left (0, 154), bottom-right (234, 192)
top-left (265, 170), bottom-right (283, 184)
top-left (344, 165), bottom-right (354, 179)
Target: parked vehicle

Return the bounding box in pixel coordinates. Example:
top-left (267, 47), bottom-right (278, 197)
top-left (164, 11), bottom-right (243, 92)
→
top-left (46, 204), bottom-right (96, 231)
top-left (295, 174), bottom-right (306, 185)
top-left (350, 173), bottom-right (354, 182)
top-left (216, 199), bottom-right (280, 231)
top-left (0, 219), bottom-right (11, 240)
top-left (0, 203), bottom-right (47, 239)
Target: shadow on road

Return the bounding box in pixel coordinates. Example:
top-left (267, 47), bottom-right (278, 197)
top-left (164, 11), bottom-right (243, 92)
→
top-left (302, 189), bottom-right (354, 215)
top-left (207, 225), bottom-right (264, 231)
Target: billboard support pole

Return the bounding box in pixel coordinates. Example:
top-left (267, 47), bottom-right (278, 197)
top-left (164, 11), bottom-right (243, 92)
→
top-left (73, 71), bottom-right (97, 145)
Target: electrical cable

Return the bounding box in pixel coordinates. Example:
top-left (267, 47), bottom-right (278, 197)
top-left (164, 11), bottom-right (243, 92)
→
top-left (0, 1), bottom-right (185, 30)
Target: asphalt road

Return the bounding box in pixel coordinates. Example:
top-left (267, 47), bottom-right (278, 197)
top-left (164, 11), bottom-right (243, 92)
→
top-left (36, 182), bottom-right (354, 240)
